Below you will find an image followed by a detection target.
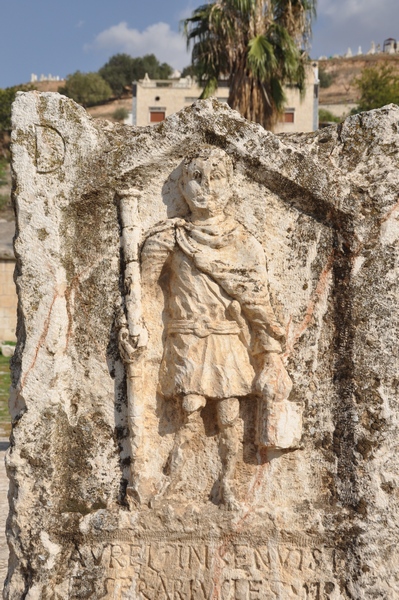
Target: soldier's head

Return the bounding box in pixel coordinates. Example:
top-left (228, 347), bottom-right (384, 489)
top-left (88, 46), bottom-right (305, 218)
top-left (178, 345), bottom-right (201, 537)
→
top-left (180, 147), bottom-right (233, 218)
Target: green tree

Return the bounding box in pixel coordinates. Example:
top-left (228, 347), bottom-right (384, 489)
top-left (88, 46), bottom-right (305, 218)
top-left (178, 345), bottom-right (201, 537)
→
top-left (140, 54), bottom-right (173, 80)
top-left (0, 84), bottom-right (35, 132)
top-left (183, 0), bottom-right (316, 130)
top-left (59, 71), bottom-right (112, 107)
top-left (181, 65), bottom-right (197, 77)
top-left (99, 53), bottom-right (173, 97)
top-left (0, 88), bottom-right (17, 132)
top-left (354, 64), bottom-right (399, 112)
top-left (99, 53), bottom-right (136, 97)
top-left (318, 66), bottom-right (334, 88)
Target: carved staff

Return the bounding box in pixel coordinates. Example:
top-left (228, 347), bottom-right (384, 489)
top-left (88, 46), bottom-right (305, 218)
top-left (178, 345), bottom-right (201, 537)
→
top-left (117, 188), bottom-right (148, 503)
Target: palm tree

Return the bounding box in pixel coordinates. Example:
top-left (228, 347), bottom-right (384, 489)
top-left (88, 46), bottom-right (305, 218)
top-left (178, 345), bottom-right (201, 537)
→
top-left (183, 0), bottom-right (316, 130)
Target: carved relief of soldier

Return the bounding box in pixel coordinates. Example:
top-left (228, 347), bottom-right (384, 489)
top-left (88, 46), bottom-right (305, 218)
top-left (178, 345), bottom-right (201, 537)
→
top-left (119, 146), bottom-right (301, 509)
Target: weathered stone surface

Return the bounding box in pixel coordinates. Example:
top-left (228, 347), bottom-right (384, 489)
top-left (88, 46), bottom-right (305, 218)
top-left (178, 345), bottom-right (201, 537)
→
top-left (0, 439), bottom-right (9, 587)
top-left (0, 345), bottom-right (14, 358)
top-left (5, 91), bottom-right (399, 599)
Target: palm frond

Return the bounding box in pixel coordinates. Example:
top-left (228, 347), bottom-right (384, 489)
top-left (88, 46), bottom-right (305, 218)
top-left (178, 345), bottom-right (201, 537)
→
top-left (182, 0), bottom-right (315, 129)
top-left (269, 76), bottom-right (286, 111)
top-left (200, 76), bottom-right (220, 98)
top-left (247, 35), bottom-right (277, 80)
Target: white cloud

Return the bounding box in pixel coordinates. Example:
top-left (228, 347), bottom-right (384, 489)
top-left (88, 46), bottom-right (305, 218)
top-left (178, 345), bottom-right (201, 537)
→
top-left (86, 22), bottom-right (190, 70)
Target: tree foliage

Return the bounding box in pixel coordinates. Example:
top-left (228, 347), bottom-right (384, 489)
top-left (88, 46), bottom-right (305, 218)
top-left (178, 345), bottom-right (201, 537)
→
top-left (99, 53), bottom-right (173, 97)
top-left (59, 71), bottom-right (112, 107)
top-left (318, 66), bottom-right (334, 88)
top-left (181, 65), bottom-right (197, 78)
top-left (354, 64), bottom-right (399, 112)
top-left (0, 85), bottom-right (35, 132)
top-left (183, 0), bottom-right (316, 130)
top-left (0, 88), bottom-right (17, 132)
top-left (0, 158), bottom-right (7, 185)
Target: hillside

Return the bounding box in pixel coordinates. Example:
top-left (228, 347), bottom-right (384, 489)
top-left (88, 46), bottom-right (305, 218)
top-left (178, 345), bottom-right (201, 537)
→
top-left (85, 97), bottom-right (132, 120)
top-left (33, 80), bottom-right (133, 121)
top-left (33, 80), bottom-right (65, 93)
top-left (319, 53), bottom-right (399, 109)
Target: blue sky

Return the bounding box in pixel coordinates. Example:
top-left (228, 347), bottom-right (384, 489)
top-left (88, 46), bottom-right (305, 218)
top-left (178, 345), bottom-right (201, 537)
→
top-left (1, 0), bottom-right (398, 88)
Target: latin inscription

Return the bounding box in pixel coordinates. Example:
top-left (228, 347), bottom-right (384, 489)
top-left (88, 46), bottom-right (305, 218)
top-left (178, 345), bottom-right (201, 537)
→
top-left (89, 541), bottom-right (343, 599)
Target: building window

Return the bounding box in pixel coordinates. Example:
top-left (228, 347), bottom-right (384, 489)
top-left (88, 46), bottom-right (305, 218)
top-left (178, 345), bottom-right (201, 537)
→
top-left (283, 110), bottom-right (295, 123)
top-left (149, 110), bottom-right (166, 123)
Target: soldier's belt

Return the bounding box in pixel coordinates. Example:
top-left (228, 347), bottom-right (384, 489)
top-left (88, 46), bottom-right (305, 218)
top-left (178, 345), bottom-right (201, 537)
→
top-left (167, 319), bottom-right (241, 338)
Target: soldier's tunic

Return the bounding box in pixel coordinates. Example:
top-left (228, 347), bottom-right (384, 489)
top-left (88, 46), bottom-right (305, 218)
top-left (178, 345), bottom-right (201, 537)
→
top-left (141, 215), bottom-right (283, 399)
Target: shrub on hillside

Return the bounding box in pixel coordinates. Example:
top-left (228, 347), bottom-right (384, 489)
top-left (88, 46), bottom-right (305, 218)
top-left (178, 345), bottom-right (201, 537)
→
top-left (318, 109), bottom-right (341, 123)
top-left (0, 194), bottom-right (8, 211)
top-left (112, 107), bottom-right (129, 121)
top-left (59, 71), bottom-right (112, 107)
top-left (354, 64), bottom-right (399, 112)
top-left (0, 158), bottom-right (7, 185)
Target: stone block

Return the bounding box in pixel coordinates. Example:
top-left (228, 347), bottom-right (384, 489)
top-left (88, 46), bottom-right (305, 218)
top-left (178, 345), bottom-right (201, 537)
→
top-left (1, 345), bottom-right (14, 358)
top-left (5, 92), bottom-right (399, 598)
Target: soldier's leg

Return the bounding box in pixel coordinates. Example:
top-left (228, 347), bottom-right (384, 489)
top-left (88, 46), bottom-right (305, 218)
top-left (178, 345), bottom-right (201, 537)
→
top-left (165, 394), bottom-right (206, 489)
top-left (217, 397), bottom-right (240, 509)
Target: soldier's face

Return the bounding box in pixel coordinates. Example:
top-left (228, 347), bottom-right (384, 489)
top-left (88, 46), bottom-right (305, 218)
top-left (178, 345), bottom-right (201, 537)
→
top-left (181, 155), bottom-right (230, 216)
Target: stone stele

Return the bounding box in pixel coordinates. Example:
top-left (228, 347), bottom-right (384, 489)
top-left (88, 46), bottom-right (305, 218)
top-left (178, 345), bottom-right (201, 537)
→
top-left (5, 92), bottom-right (399, 599)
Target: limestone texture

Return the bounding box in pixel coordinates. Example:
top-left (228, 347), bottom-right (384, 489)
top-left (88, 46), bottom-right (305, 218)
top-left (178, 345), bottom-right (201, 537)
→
top-left (0, 346), bottom-right (14, 358)
top-left (5, 91), bottom-right (399, 599)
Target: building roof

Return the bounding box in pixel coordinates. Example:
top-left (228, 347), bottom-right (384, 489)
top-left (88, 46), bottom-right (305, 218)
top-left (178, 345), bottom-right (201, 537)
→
top-left (0, 220), bottom-right (15, 260)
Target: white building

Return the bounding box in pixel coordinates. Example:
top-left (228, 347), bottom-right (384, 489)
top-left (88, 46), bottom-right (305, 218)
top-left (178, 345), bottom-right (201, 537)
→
top-left (131, 65), bottom-right (319, 132)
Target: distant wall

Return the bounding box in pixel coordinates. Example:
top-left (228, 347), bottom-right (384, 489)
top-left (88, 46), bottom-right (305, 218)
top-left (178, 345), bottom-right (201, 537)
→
top-left (0, 259), bottom-right (16, 341)
top-left (319, 103), bottom-right (358, 118)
